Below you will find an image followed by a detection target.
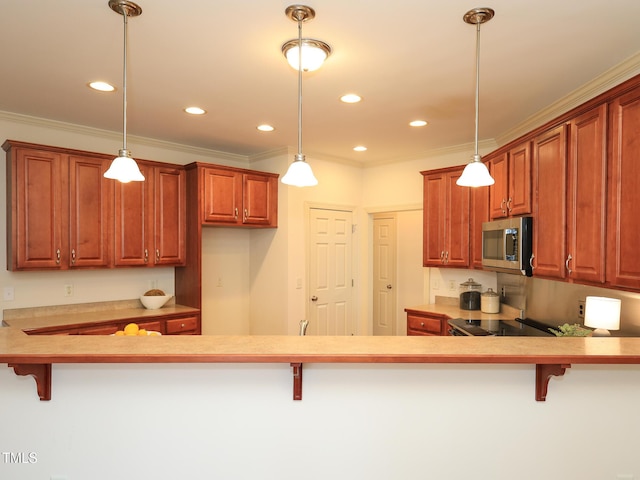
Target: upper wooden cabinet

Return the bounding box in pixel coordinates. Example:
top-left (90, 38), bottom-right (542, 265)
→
top-left (4, 141), bottom-right (113, 270)
top-left (114, 162), bottom-right (186, 267)
top-left (201, 165), bottom-right (278, 228)
top-left (566, 104), bottom-right (607, 284)
top-left (607, 85), bottom-right (640, 289)
top-left (488, 141), bottom-right (532, 219)
top-left (531, 124), bottom-right (568, 280)
top-left (422, 167), bottom-right (470, 268)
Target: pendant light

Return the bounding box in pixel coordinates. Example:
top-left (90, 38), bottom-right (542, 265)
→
top-left (456, 7), bottom-right (495, 188)
top-left (104, 0), bottom-right (145, 183)
top-left (281, 5), bottom-right (328, 188)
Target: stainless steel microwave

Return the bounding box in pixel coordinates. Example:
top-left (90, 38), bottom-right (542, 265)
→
top-left (481, 216), bottom-right (533, 276)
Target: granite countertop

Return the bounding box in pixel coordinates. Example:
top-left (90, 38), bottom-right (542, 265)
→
top-left (2, 299), bottom-right (200, 332)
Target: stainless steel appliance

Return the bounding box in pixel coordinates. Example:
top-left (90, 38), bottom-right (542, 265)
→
top-left (482, 216), bottom-right (533, 276)
top-left (448, 317), bottom-right (553, 336)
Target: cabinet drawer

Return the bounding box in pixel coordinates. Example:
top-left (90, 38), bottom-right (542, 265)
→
top-left (137, 321), bottom-right (163, 333)
top-left (77, 324), bottom-right (119, 335)
top-left (166, 316), bottom-right (199, 334)
top-left (407, 313), bottom-right (446, 336)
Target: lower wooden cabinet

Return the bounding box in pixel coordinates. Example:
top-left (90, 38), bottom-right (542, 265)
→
top-left (405, 310), bottom-right (450, 336)
top-left (27, 314), bottom-right (200, 336)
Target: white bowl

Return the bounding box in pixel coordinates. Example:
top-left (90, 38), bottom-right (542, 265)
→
top-left (140, 295), bottom-right (172, 310)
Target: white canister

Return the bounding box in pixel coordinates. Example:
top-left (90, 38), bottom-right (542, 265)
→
top-left (481, 288), bottom-right (500, 314)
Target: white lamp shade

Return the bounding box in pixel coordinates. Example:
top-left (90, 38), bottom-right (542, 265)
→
top-left (584, 296), bottom-right (621, 331)
top-left (281, 159), bottom-right (318, 187)
top-left (104, 155), bottom-right (145, 183)
top-left (285, 43), bottom-right (328, 72)
top-left (456, 158), bottom-right (495, 187)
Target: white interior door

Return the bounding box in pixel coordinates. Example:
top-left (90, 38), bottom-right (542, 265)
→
top-left (373, 215), bottom-right (397, 335)
top-left (308, 208), bottom-right (354, 335)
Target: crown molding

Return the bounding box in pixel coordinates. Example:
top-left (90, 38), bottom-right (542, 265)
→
top-left (496, 51), bottom-right (640, 146)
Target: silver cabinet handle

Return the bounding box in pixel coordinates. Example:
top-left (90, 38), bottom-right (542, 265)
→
top-left (530, 253), bottom-right (535, 270)
top-left (500, 199), bottom-right (507, 215)
top-left (244, 208), bottom-right (248, 221)
top-left (144, 248), bottom-right (149, 264)
top-left (444, 251), bottom-right (449, 264)
top-left (565, 254), bottom-right (573, 274)
top-left (71, 249), bottom-right (76, 264)
top-left (311, 296), bottom-right (318, 302)
top-left (506, 197), bottom-right (513, 212)
top-left (440, 251), bottom-right (445, 263)
top-left (234, 207), bottom-right (238, 220)
top-left (56, 248), bottom-right (61, 265)
top-left (156, 249), bottom-right (160, 263)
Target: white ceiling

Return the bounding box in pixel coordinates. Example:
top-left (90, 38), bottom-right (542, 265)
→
top-left (1, 1), bottom-right (639, 165)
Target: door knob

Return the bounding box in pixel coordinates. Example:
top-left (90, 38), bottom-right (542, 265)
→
top-left (311, 296), bottom-right (318, 302)
top-left (387, 284), bottom-right (392, 289)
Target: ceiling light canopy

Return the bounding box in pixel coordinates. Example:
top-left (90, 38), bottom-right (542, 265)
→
top-left (282, 4), bottom-right (328, 188)
top-left (103, 0), bottom-right (145, 183)
top-left (456, 7), bottom-right (495, 188)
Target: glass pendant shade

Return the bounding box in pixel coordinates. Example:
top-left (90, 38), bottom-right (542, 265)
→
top-left (457, 154), bottom-right (494, 187)
top-left (282, 155), bottom-right (318, 187)
top-left (104, 149), bottom-right (145, 183)
top-left (283, 40), bottom-right (330, 72)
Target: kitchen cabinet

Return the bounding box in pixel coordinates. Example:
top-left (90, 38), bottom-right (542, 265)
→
top-left (607, 85), bottom-right (640, 289)
top-left (421, 166), bottom-right (470, 268)
top-left (405, 310), bottom-right (450, 336)
top-left (470, 181), bottom-right (490, 270)
top-left (488, 141), bottom-right (532, 219)
top-left (531, 124), bottom-right (568, 279)
top-left (26, 313), bottom-right (199, 336)
top-left (114, 161), bottom-right (186, 267)
top-left (4, 141), bottom-right (113, 270)
top-left (201, 165), bottom-right (278, 227)
top-left (566, 104), bottom-right (607, 284)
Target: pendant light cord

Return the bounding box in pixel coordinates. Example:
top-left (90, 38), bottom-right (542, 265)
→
top-left (474, 21), bottom-right (480, 158)
top-left (122, 11), bottom-right (128, 153)
top-left (297, 18), bottom-right (303, 158)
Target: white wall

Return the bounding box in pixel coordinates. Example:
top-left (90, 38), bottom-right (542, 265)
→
top-left (1, 361), bottom-right (638, 480)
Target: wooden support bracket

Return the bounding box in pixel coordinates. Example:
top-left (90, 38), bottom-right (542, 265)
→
top-left (8, 363), bottom-right (52, 401)
top-left (291, 362), bottom-right (303, 400)
top-left (535, 363), bottom-right (570, 401)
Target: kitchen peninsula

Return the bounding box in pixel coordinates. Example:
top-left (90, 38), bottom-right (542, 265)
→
top-left (2, 322), bottom-right (640, 403)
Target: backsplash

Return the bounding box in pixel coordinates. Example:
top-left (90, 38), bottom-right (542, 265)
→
top-left (497, 273), bottom-right (640, 335)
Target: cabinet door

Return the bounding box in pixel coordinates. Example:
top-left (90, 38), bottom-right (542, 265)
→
top-left (422, 172), bottom-right (446, 266)
top-left (508, 141), bottom-right (532, 217)
top-left (470, 183), bottom-right (490, 269)
top-left (202, 167), bottom-right (242, 224)
top-left (242, 173), bottom-right (278, 226)
top-left (607, 86), bottom-right (640, 289)
top-left (445, 170), bottom-right (470, 267)
top-left (9, 147), bottom-right (66, 270)
top-left (154, 166), bottom-right (186, 265)
top-left (532, 124), bottom-right (568, 279)
top-left (68, 155), bottom-right (112, 268)
top-left (566, 104), bottom-right (607, 284)
top-left (489, 152), bottom-right (509, 219)
top-left (114, 162), bottom-right (154, 266)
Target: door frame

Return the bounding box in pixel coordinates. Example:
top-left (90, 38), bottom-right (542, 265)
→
top-left (304, 202), bottom-right (359, 335)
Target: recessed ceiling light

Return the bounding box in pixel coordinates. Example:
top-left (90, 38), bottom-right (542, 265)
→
top-left (340, 94), bottom-right (362, 104)
top-left (184, 107), bottom-right (206, 115)
top-left (410, 120), bottom-right (428, 127)
top-left (353, 146), bottom-right (367, 152)
top-left (88, 81), bottom-right (115, 92)
top-left (257, 124), bottom-right (275, 132)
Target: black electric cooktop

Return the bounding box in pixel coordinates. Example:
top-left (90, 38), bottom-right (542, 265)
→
top-left (447, 317), bottom-right (554, 337)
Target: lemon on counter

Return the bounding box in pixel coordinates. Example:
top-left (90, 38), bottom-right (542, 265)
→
top-left (114, 330), bottom-right (125, 336)
top-left (137, 329), bottom-right (147, 336)
top-left (123, 323), bottom-right (139, 336)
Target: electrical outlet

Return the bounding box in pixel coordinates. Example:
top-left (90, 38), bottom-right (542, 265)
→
top-left (64, 284), bottom-right (73, 297)
top-left (217, 277), bottom-right (223, 287)
top-left (3, 286), bottom-right (15, 301)
top-left (578, 300), bottom-right (585, 319)
top-left (432, 279), bottom-right (440, 290)
top-left (448, 280), bottom-right (456, 291)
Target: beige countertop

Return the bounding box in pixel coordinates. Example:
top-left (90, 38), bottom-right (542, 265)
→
top-left (404, 299), bottom-right (522, 322)
top-left (2, 300), bottom-right (199, 332)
